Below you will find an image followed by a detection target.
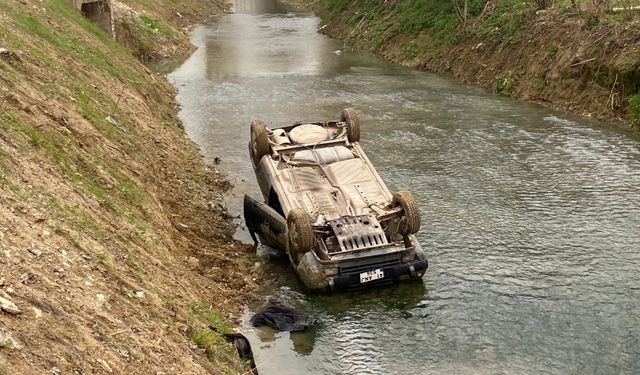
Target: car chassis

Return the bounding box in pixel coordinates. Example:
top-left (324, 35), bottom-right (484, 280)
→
top-left (244, 108), bottom-right (427, 292)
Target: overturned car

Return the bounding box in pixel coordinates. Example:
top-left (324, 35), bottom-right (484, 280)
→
top-left (244, 108), bottom-right (427, 292)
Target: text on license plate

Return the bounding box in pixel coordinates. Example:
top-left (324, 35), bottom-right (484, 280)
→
top-left (360, 268), bottom-right (384, 283)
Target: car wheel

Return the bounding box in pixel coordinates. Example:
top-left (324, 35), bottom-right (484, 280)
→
top-left (287, 208), bottom-right (314, 261)
top-left (392, 191), bottom-right (421, 235)
top-left (340, 107), bottom-right (360, 142)
top-left (250, 120), bottom-right (270, 164)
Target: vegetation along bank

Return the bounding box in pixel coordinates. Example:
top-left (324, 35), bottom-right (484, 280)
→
top-left (0, 0), bottom-right (260, 374)
top-left (313, 0), bottom-right (640, 128)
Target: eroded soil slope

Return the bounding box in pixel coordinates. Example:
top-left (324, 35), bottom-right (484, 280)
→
top-left (0, 0), bottom-right (258, 374)
top-left (113, 0), bottom-right (229, 61)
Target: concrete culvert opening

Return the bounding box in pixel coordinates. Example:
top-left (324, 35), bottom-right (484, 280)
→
top-left (66, 0), bottom-right (114, 38)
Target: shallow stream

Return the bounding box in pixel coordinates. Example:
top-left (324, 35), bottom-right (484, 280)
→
top-left (168, 0), bottom-right (640, 373)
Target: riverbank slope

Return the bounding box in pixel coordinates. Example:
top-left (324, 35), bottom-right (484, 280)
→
top-left (0, 0), bottom-right (257, 374)
top-left (313, 0), bottom-right (640, 128)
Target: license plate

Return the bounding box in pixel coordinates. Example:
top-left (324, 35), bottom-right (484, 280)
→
top-left (360, 268), bottom-right (384, 283)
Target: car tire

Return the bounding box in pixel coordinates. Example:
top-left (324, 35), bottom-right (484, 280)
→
top-left (287, 208), bottom-right (314, 261)
top-left (340, 107), bottom-right (360, 142)
top-left (250, 120), bottom-right (270, 164)
top-left (392, 191), bottom-right (421, 235)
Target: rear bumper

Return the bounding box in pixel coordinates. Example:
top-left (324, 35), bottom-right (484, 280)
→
top-left (295, 246), bottom-right (428, 293)
top-left (330, 258), bottom-right (428, 292)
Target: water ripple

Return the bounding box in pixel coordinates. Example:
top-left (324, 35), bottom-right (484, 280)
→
top-left (171, 8), bottom-right (640, 375)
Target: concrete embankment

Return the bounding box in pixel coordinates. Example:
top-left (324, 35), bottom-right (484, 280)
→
top-left (312, 0), bottom-right (640, 129)
top-left (0, 0), bottom-right (258, 373)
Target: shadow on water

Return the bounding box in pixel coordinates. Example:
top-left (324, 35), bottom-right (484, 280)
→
top-left (233, 0), bottom-right (306, 14)
top-left (245, 278), bottom-right (428, 364)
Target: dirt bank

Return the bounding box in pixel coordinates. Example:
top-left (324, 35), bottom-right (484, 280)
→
top-left (313, 0), bottom-right (640, 128)
top-left (0, 0), bottom-right (259, 374)
top-left (113, 0), bottom-right (229, 61)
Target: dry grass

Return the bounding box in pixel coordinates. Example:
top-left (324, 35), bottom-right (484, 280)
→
top-left (0, 0), bottom-right (258, 373)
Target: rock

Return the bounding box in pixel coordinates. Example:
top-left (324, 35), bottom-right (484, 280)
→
top-left (96, 359), bottom-right (113, 373)
top-left (134, 291), bottom-right (145, 299)
top-left (105, 116), bottom-right (117, 126)
top-left (0, 330), bottom-right (21, 350)
top-left (96, 293), bottom-right (106, 306)
top-left (0, 47), bottom-right (20, 62)
top-left (0, 293), bottom-right (21, 315)
top-left (29, 248), bottom-right (43, 257)
top-left (32, 306), bottom-right (42, 318)
top-left (186, 256), bottom-right (199, 269)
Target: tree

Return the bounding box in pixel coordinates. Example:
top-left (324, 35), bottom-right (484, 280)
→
top-left (452, 0), bottom-right (469, 26)
top-left (533, 0), bottom-right (554, 9)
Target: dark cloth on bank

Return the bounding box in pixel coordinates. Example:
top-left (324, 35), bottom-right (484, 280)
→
top-left (209, 327), bottom-right (258, 374)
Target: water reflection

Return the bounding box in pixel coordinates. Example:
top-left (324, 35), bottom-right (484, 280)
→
top-left (202, 1), bottom-right (327, 78)
top-left (234, 0), bottom-right (295, 14)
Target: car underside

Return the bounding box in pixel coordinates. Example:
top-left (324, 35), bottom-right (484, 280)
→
top-left (244, 108), bottom-right (427, 292)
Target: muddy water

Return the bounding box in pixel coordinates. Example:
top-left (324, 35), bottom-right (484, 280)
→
top-left (168, 0), bottom-right (640, 373)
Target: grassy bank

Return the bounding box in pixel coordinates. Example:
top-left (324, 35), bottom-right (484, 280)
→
top-left (113, 0), bottom-right (228, 61)
top-left (0, 0), bottom-right (256, 374)
top-left (314, 0), bottom-right (640, 128)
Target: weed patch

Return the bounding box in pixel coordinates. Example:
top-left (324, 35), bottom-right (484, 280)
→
top-left (139, 15), bottom-right (177, 39)
top-left (323, 0), bottom-right (350, 23)
top-left (495, 70), bottom-right (517, 96)
top-left (629, 93), bottom-right (640, 126)
top-left (191, 330), bottom-right (241, 370)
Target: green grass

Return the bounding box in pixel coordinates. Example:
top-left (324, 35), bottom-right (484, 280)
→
top-left (405, 40), bottom-right (427, 57)
top-left (139, 15), bottom-right (177, 39)
top-left (189, 303), bottom-right (233, 333)
top-left (191, 330), bottom-right (234, 361)
top-left (0, 0), bottom-right (141, 81)
top-left (323, 0), bottom-right (350, 23)
top-left (392, 0), bottom-right (460, 37)
top-left (206, 311), bottom-right (233, 334)
top-left (471, 0), bottom-right (529, 42)
top-left (495, 70), bottom-right (517, 96)
top-left (317, 0), bottom-right (532, 53)
top-left (629, 93), bottom-right (640, 126)
top-left (166, 298), bottom-right (179, 311)
top-left (46, 0), bottom-right (116, 45)
top-left (45, 197), bottom-right (106, 237)
top-left (187, 303), bottom-right (248, 372)
top-left (119, 14), bottom-right (179, 61)
top-left (0, 109), bottom-right (70, 165)
top-left (2, 87), bottom-right (148, 231)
